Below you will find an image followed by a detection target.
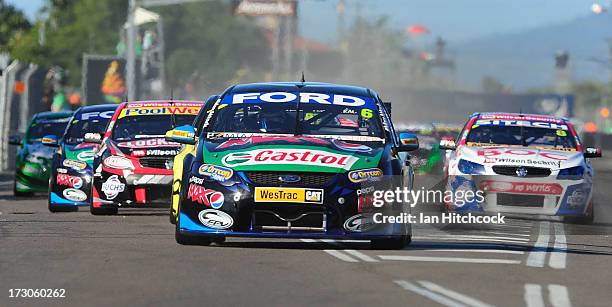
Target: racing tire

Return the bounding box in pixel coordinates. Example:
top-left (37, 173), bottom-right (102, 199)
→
top-left (48, 204), bottom-right (78, 213)
top-left (175, 217), bottom-right (211, 246)
top-left (570, 202), bottom-right (595, 225)
top-left (90, 205), bottom-right (118, 215)
top-left (211, 236), bottom-right (226, 245)
top-left (13, 181), bottom-right (33, 197)
top-left (370, 235), bottom-right (411, 250)
top-left (169, 212), bottom-right (177, 224)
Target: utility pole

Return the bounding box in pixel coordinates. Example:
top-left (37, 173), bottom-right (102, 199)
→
top-left (126, 0), bottom-right (137, 101)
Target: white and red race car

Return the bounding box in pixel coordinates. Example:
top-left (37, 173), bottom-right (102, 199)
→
top-left (441, 112), bottom-right (601, 223)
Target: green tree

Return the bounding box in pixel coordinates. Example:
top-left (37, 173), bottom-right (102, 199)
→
top-left (0, 0), bottom-right (31, 51)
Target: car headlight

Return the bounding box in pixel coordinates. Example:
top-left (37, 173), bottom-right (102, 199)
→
top-left (458, 159), bottom-right (485, 174)
top-left (103, 156), bottom-right (135, 170)
top-left (557, 166), bottom-right (584, 179)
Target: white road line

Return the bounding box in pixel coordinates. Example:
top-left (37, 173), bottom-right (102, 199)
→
top-left (524, 284), bottom-right (545, 307)
top-left (0, 180), bottom-right (13, 185)
top-left (394, 280), bottom-right (466, 307)
top-left (526, 222), bottom-right (550, 267)
top-left (322, 250), bottom-right (359, 262)
top-left (300, 239), bottom-right (359, 263)
top-left (549, 223), bottom-right (567, 269)
top-left (344, 249), bottom-right (379, 262)
top-left (380, 255), bottom-right (521, 264)
top-left (548, 284), bottom-right (572, 307)
top-left (418, 281), bottom-right (494, 307)
top-left (425, 249), bottom-right (524, 254)
top-left (415, 236), bottom-right (529, 245)
top-left (478, 231), bottom-right (531, 237)
top-left (452, 235), bottom-right (530, 241)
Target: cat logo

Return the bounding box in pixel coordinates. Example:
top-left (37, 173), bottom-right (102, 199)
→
top-left (305, 190), bottom-right (323, 203)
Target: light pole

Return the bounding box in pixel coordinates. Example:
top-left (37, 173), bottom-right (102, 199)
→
top-left (126, 0), bottom-right (137, 101)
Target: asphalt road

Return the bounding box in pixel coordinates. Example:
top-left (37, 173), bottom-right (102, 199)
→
top-left (1, 160), bottom-right (612, 307)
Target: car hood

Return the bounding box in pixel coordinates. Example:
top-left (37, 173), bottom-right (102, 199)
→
top-left (202, 136), bottom-right (384, 173)
top-left (459, 145), bottom-right (583, 170)
top-left (63, 143), bottom-right (99, 167)
top-left (111, 138), bottom-right (181, 158)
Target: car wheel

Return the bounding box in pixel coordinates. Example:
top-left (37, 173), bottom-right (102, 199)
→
top-left (573, 202), bottom-right (595, 224)
top-left (370, 235), bottom-right (411, 250)
top-left (13, 181), bottom-right (33, 197)
top-left (175, 216), bottom-right (211, 246)
top-left (90, 205), bottom-right (118, 215)
top-left (48, 204), bottom-right (78, 213)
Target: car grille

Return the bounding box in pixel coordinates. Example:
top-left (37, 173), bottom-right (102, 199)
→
top-left (497, 193), bottom-right (547, 208)
top-left (492, 166), bottom-right (551, 177)
top-left (245, 172), bottom-right (335, 187)
top-left (139, 157), bottom-right (172, 170)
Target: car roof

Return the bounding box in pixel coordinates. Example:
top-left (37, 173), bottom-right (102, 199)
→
top-left (228, 82), bottom-right (375, 98)
top-left (121, 100), bottom-right (204, 108)
top-left (77, 104), bottom-right (119, 112)
top-left (34, 111), bottom-right (73, 119)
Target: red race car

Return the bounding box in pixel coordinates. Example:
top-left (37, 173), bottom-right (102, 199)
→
top-left (89, 101), bottom-right (204, 215)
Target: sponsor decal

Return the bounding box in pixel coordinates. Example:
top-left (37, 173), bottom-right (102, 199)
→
top-left (477, 149), bottom-right (569, 161)
top-left (278, 174), bottom-right (301, 183)
top-left (479, 113), bottom-right (564, 123)
top-left (77, 150), bottom-right (95, 162)
top-left (56, 174), bottom-right (84, 189)
top-left (132, 150), bottom-right (146, 157)
top-left (189, 176), bottom-right (204, 185)
top-left (474, 119), bottom-right (568, 130)
top-left (187, 184), bottom-right (225, 209)
top-left (101, 175), bottom-right (125, 200)
top-left (480, 180), bottom-right (563, 195)
top-left (79, 110), bottom-right (115, 120)
top-left (198, 209), bottom-right (233, 229)
top-left (348, 168), bottom-right (383, 183)
top-left (343, 214), bottom-right (376, 232)
top-left (117, 138), bottom-right (179, 148)
top-left (228, 92), bottom-right (369, 107)
top-left (221, 149), bottom-right (358, 170)
top-left (254, 187), bottom-right (324, 204)
top-left (56, 168), bottom-right (68, 174)
top-left (63, 188), bottom-right (87, 202)
top-left (119, 105), bottom-right (201, 118)
top-left (331, 139), bottom-right (372, 153)
top-left (63, 159), bottom-right (87, 170)
top-left (198, 164), bottom-right (233, 182)
top-left (567, 190), bottom-right (587, 207)
top-left (146, 149), bottom-right (178, 156)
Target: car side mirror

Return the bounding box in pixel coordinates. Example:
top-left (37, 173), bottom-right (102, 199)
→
top-left (166, 125), bottom-right (196, 145)
top-left (41, 135), bottom-right (59, 147)
top-left (8, 135), bottom-right (22, 146)
top-left (84, 132), bottom-right (102, 144)
top-left (439, 139), bottom-right (456, 150)
top-left (584, 147), bottom-right (602, 158)
top-left (398, 132), bottom-right (419, 152)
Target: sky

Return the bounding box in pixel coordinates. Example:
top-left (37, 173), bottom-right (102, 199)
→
top-left (8, 0), bottom-right (597, 43)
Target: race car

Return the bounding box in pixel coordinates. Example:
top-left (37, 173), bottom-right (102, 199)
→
top-left (9, 111), bottom-right (73, 196)
top-left (441, 112), bottom-right (601, 223)
top-left (44, 104), bottom-right (118, 212)
top-left (167, 82), bottom-right (419, 249)
top-left (169, 95), bottom-right (219, 224)
top-left (89, 101), bottom-right (204, 215)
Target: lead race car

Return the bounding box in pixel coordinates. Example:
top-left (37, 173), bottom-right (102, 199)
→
top-left (89, 101), bottom-right (203, 215)
top-left (442, 112), bottom-right (601, 223)
top-left (167, 82), bottom-right (419, 249)
top-left (43, 104), bottom-right (118, 212)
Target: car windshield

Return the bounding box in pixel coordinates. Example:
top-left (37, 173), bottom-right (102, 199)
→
top-left (208, 97), bottom-right (384, 138)
top-left (112, 115), bottom-right (195, 141)
top-left (466, 125), bottom-right (576, 149)
top-left (28, 119), bottom-right (69, 142)
top-left (65, 117), bottom-right (112, 144)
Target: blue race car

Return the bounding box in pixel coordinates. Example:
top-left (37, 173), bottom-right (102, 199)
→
top-left (167, 82), bottom-right (419, 249)
top-left (44, 104), bottom-right (118, 212)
